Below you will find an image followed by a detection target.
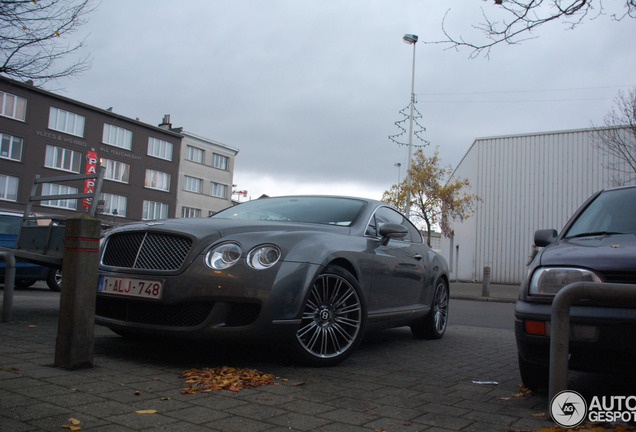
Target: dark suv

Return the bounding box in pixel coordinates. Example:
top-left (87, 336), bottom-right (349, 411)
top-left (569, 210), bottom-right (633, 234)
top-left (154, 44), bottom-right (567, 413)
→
top-left (515, 186), bottom-right (636, 391)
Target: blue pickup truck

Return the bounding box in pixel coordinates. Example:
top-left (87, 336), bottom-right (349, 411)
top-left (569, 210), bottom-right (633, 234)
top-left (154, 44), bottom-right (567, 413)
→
top-left (0, 211), bottom-right (62, 291)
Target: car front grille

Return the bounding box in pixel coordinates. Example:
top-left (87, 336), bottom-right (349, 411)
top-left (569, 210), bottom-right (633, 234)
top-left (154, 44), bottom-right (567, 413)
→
top-left (96, 296), bottom-right (213, 327)
top-left (102, 232), bottom-right (193, 271)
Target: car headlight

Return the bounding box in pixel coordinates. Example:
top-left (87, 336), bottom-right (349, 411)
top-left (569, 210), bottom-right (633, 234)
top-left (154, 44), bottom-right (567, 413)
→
top-left (247, 245), bottom-right (281, 270)
top-left (205, 242), bottom-right (242, 270)
top-left (529, 267), bottom-right (602, 296)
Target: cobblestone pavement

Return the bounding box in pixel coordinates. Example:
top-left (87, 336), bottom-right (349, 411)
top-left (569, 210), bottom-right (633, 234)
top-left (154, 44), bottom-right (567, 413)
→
top-left (0, 285), bottom-right (559, 432)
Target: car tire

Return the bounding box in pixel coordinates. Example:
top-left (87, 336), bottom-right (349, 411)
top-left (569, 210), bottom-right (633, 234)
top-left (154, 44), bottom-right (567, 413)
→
top-left (46, 268), bottom-right (62, 292)
top-left (292, 265), bottom-right (367, 367)
top-left (410, 278), bottom-right (449, 339)
top-left (518, 355), bottom-right (549, 392)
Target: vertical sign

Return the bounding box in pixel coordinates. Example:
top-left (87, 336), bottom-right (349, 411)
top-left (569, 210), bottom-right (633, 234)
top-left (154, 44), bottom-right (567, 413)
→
top-left (83, 150), bottom-right (98, 208)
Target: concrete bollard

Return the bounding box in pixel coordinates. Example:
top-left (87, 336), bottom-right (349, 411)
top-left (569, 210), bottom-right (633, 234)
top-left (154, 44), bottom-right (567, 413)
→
top-left (482, 266), bottom-right (491, 297)
top-left (54, 214), bottom-right (101, 370)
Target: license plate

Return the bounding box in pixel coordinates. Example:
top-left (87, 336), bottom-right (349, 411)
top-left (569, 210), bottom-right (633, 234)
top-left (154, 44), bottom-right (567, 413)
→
top-left (98, 276), bottom-right (163, 300)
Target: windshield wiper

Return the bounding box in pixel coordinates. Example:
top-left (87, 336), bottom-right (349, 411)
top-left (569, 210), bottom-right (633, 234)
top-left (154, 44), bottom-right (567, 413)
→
top-left (566, 231), bottom-right (622, 239)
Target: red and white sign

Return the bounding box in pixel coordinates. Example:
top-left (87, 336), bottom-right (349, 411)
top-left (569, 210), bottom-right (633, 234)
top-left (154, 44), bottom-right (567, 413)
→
top-left (83, 150), bottom-right (98, 208)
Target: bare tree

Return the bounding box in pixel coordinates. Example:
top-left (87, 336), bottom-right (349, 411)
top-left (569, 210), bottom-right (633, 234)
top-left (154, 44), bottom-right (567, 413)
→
top-left (0, 0), bottom-right (95, 83)
top-left (434, 0), bottom-right (636, 58)
top-left (593, 88), bottom-right (636, 185)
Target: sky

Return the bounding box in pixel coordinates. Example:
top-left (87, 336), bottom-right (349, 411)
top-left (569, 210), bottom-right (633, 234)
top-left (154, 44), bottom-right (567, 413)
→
top-left (53, 0), bottom-right (636, 201)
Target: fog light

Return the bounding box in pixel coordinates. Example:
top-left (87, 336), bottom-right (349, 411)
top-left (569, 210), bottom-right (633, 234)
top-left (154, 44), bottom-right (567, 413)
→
top-left (524, 320), bottom-right (547, 336)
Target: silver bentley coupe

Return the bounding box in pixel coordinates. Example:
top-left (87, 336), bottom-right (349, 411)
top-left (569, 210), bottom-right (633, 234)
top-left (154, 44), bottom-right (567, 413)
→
top-left (96, 195), bottom-right (450, 366)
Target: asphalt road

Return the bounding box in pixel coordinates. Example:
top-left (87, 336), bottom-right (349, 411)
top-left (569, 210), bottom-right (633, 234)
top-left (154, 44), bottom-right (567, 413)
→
top-left (450, 299), bottom-right (515, 330)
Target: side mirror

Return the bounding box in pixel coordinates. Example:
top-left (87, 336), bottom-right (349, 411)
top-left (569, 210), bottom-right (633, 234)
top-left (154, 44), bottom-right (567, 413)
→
top-left (534, 229), bottom-right (558, 247)
top-left (379, 223), bottom-right (408, 246)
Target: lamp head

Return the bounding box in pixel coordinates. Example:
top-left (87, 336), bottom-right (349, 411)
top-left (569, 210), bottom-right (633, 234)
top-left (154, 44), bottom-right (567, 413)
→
top-left (403, 34), bottom-right (418, 44)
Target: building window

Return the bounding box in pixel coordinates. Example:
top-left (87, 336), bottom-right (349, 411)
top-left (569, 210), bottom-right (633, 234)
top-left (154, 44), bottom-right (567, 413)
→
top-left (44, 145), bottom-right (82, 173)
top-left (143, 200), bottom-right (168, 220)
top-left (183, 175), bottom-right (202, 193)
top-left (41, 183), bottom-right (78, 210)
top-left (101, 193), bottom-right (127, 217)
top-left (0, 133), bottom-right (23, 161)
top-left (148, 137), bottom-right (173, 161)
top-left (212, 153), bottom-right (228, 170)
top-left (0, 174), bottom-right (19, 201)
top-left (48, 107), bottom-right (85, 137)
top-left (102, 158), bottom-right (130, 183)
top-left (181, 207), bottom-right (201, 218)
top-left (210, 182), bottom-right (227, 199)
top-left (186, 145), bottom-right (204, 163)
top-left (0, 91), bottom-right (27, 121)
top-left (145, 169), bottom-right (171, 192)
top-left (102, 124), bottom-right (133, 150)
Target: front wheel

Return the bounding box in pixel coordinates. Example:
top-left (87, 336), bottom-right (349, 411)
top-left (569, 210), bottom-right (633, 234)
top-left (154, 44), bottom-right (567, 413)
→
top-left (411, 278), bottom-right (449, 339)
top-left (46, 268), bottom-right (62, 292)
top-left (518, 355), bottom-right (548, 392)
top-left (292, 266), bottom-right (366, 367)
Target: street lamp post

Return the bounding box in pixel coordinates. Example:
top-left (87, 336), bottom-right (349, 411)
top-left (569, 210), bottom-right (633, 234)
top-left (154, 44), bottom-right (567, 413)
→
top-left (402, 33), bottom-right (418, 219)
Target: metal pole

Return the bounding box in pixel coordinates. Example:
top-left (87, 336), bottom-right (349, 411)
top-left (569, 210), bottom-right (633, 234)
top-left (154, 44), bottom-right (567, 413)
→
top-left (549, 281), bottom-right (636, 403)
top-left (0, 251), bottom-right (16, 322)
top-left (404, 41), bottom-right (416, 219)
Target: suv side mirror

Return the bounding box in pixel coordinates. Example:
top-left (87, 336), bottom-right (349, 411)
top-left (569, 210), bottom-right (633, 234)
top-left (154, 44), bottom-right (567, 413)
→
top-left (534, 229), bottom-right (558, 247)
top-left (379, 223), bottom-right (408, 246)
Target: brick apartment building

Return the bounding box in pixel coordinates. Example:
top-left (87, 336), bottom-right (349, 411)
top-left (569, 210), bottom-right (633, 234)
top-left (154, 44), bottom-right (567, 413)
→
top-left (0, 76), bottom-right (237, 224)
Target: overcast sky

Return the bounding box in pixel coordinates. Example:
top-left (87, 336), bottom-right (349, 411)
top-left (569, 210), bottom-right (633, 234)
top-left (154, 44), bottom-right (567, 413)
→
top-left (56, 1), bottom-right (636, 201)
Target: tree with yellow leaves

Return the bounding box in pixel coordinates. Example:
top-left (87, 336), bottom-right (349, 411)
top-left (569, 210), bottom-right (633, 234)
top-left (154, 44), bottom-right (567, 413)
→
top-left (382, 147), bottom-right (478, 246)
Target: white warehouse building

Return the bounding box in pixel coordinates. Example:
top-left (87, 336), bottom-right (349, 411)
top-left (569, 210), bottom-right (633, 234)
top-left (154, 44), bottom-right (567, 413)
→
top-left (440, 127), bottom-right (635, 285)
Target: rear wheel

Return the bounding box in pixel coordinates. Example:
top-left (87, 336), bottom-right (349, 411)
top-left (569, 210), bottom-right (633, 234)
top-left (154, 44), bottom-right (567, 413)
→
top-left (411, 278), bottom-right (449, 339)
top-left (292, 266), bottom-right (366, 366)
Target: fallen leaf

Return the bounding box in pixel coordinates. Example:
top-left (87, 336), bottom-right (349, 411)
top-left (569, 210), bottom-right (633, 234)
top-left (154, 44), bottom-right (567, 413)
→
top-left (68, 418), bottom-right (80, 425)
top-left (134, 410), bottom-right (158, 414)
top-left (180, 366), bottom-right (280, 394)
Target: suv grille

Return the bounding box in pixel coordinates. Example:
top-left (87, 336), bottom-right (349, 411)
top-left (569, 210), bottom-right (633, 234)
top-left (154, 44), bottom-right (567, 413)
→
top-left (102, 232), bottom-right (193, 270)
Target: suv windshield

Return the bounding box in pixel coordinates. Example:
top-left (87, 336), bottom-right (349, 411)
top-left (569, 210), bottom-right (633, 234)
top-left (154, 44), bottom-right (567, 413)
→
top-left (211, 196), bottom-right (367, 226)
top-left (564, 187), bottom-right (636, 238)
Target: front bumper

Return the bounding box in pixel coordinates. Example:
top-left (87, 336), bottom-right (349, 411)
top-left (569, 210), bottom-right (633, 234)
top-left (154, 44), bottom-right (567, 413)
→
top-left (95, 258), bottom-right (321, 341)
top-left (514, 300), bottom-right (636, 373)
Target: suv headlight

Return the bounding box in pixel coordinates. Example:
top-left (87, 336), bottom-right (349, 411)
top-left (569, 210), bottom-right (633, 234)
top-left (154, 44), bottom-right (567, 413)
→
top-left (529, 267), bottom-right (602, 296)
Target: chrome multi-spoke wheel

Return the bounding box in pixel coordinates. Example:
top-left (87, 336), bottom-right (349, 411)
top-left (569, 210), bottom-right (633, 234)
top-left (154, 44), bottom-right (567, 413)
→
top-left (410, 278), bottom-right (449, 339)
top-left (294, 266), bottom-right (366, 366)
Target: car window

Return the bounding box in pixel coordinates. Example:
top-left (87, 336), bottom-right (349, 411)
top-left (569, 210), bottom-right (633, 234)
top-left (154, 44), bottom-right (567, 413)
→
top-left (365, 207), bottom-right (422, 243)
top-left (0, 214), bottom-right (22, 235)
top-left (211, 196), bottom-right (367, 227)
top-left (564, 188), bottom-right (636, 238)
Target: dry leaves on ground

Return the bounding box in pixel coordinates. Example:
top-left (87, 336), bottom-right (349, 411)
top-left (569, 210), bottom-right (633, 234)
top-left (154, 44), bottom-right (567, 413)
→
top-left (180, 366), bottom-right (279, 393)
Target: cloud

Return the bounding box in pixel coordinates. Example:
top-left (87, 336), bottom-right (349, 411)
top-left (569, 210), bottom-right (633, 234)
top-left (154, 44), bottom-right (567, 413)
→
top-left (56, 0), bottom-right (636, 200)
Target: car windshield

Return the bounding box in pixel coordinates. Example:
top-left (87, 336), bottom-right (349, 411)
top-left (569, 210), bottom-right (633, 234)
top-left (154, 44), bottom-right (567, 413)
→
top-left (564, 187), bottom-right (636, 238)
top-left (211, 196), bottom-right (367, 226)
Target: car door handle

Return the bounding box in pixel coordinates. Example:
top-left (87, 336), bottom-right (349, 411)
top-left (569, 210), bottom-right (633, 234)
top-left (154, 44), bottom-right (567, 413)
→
top-left (413, 254), bottom-right (423, 261)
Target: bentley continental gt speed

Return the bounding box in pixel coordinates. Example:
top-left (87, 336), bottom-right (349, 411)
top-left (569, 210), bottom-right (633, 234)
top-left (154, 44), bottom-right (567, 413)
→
top-left (96, 196), bottom-right (450, 366)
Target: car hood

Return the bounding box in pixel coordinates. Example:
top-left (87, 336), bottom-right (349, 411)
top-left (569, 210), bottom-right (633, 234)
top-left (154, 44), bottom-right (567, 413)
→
top-left (106, 217), bottom-right (348, 242)
top-left (539, 234), bottom-right (636, 272)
